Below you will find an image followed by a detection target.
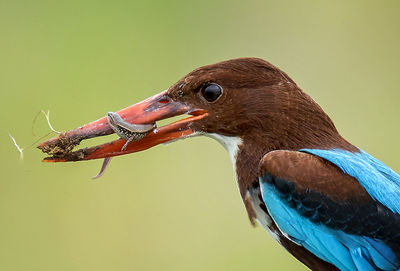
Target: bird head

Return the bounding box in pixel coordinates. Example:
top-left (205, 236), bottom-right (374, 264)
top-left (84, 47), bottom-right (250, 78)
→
top-left (38, 57), bottom-right (348, 187)
top-left (165, 58), bottom-right (296, 137)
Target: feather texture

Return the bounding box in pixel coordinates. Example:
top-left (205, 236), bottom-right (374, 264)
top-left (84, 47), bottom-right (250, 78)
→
top-left (259, 150), bottom-right (400, 270)
top-left (300, 149), bottom-right (400, 214)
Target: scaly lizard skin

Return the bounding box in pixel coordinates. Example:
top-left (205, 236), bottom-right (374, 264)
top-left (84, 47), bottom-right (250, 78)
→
top-left (107, 112), bottom-right (155, 150)
top-left (92, 112), bottom-right (155, 179)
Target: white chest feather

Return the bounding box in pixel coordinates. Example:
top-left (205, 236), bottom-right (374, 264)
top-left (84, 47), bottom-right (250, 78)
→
top-left (246, 188), bottom-right (281, 243)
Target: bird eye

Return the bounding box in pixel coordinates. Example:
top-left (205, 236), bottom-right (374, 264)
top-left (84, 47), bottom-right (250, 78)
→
top-left (201, 83), bottom-right (223, 102)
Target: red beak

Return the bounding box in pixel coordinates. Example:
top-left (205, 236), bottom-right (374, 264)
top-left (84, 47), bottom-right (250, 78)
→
top-left (37, 90), bottom-right (208, 162)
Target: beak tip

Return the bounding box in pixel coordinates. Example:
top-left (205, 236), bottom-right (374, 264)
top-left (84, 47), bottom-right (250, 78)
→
top-left (42, 157), bottom-right (57, 163)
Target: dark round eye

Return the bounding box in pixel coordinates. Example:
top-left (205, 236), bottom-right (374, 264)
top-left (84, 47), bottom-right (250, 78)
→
top-left (201, 83), bottom-right (223, 102)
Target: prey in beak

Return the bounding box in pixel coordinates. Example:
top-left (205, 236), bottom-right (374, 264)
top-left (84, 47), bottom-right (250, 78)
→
top-left (91, 112), bottom-right (155, 179)
top-left (37, 89), bottom-right (208, 177)
top-left (106, 112), bottom-right (155, 151)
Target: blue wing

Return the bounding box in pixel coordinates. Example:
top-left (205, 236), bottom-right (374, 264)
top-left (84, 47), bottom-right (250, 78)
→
top-left (259, 150), bottom-right (400, 271)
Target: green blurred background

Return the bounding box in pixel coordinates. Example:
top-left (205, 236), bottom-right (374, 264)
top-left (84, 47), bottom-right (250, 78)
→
top-left (1, 1), bottom-right (399, 270)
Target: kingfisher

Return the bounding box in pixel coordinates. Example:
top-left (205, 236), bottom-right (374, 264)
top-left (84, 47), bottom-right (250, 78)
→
top-left (38, 58), bottom-right (400, 270)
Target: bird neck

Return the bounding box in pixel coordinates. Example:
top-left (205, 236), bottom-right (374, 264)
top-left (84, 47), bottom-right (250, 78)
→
top-left (234, 119), bottom-right (357, 200)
